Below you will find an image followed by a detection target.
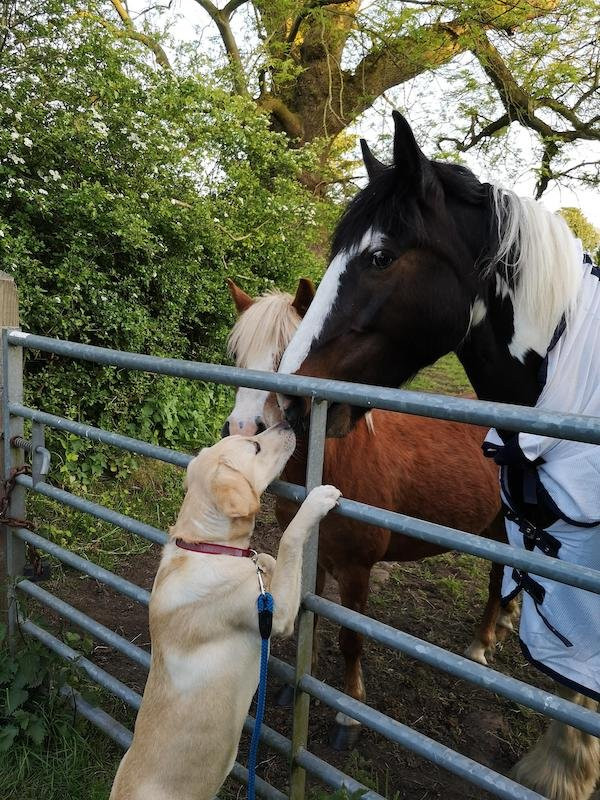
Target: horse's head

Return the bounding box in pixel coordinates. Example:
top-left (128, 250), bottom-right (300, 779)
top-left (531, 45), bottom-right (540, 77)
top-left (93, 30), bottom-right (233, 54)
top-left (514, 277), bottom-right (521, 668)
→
top-left (279, 111), bottom-right (581, 434)
top-left (222, 278), bottom-right (315, 437)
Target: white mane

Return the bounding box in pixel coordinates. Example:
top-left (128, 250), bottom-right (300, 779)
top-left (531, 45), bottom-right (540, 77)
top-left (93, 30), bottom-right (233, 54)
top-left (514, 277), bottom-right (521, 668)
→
top-left (227, 291), bottom-right (301, 369)
top-left (490, 186), bottom-right (583, 360)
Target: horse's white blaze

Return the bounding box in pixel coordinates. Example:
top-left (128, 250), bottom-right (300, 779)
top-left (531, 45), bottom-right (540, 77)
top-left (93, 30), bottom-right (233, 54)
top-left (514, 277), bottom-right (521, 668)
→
top-left (279, 229), bottom-right (377, 375)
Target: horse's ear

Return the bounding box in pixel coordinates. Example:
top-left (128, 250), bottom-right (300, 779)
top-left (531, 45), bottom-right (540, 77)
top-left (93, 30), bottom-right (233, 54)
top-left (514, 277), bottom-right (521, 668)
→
top-left (291, 278), bottom-right (315, 318)
top-left (392, 110), bottom-right (427, 187)
top-left (360, 139), bottom-right (386, 182)
top-left (227, 279), bottom-right (254, 314)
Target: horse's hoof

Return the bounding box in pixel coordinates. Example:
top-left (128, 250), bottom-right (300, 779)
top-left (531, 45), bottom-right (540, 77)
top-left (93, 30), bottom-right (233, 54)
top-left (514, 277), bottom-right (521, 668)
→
top-left (275, 684), bottom-right (295, 707)
top-left (464, 641), bottom-right (488, 666)
top-left (329, 716), bottom-right (362, 750)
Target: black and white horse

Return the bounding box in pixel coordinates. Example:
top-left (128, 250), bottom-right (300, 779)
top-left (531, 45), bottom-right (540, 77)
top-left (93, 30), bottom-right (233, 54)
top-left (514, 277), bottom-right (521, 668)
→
top-left (278, 112), bottom-right (600, 800)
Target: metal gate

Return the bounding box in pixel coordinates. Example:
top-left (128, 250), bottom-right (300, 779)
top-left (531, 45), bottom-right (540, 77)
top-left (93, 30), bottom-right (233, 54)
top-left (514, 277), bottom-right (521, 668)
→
top-left (2, 311), bottom-right (600, 800)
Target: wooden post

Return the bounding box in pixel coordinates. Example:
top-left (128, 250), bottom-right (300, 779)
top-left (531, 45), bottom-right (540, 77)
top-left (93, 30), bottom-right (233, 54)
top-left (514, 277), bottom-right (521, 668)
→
top-left (0, 271), bottom-right (24, 636)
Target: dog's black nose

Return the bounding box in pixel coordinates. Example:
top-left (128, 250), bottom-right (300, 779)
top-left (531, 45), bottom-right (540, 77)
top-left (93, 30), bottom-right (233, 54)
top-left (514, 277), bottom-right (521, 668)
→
top-left (220, 421), bottom-right (230, 438)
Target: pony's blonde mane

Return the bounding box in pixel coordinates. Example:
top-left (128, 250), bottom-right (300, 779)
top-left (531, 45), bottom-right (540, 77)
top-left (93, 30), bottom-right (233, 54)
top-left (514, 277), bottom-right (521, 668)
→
top-left (490, 186), bottom-right (583, 357)
top-left (227, 291), bottom-right (301, 369)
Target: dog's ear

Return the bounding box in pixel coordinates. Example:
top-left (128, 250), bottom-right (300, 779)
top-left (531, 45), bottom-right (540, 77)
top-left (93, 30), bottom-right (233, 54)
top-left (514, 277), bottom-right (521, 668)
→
top-left (212, 459), bottom-right (260, 518)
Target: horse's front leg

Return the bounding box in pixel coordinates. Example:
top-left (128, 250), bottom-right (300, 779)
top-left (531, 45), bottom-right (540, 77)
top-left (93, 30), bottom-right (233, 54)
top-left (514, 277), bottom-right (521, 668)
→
top-left (329, 564), bottom-right (371, 751)
top-left (511, 687), bottom-right (600, 800)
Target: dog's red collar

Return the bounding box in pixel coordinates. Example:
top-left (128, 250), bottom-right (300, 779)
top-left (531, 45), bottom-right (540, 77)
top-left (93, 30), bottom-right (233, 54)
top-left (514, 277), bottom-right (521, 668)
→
top-left (174, 539), bottom-right (254, 558)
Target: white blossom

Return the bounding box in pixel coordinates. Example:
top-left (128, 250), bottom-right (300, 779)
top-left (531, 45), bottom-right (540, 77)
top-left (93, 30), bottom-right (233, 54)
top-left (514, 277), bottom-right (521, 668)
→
top-left (49, 169), bottom-right (61, 181)
top-left (23, 137), bottom-right (33, 148)
top-left (38, 188), bottom-right (48, 195)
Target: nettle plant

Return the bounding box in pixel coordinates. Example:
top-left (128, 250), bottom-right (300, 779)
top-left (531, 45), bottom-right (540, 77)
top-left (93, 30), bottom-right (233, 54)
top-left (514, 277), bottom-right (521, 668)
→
top-left (0, 0), bottom-right (328, 474)
top-left (0, 623), bottom-right (93, 752)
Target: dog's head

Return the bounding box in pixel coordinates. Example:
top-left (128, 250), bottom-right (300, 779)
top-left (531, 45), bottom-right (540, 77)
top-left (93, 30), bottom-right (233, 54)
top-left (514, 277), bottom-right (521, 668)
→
top-left (172, 422), bottom-right (296, 541)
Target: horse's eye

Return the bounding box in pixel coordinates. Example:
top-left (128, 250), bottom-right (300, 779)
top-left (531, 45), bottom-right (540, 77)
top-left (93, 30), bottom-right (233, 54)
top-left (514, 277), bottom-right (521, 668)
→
top-left (370, 250), bottom-right (394, 269)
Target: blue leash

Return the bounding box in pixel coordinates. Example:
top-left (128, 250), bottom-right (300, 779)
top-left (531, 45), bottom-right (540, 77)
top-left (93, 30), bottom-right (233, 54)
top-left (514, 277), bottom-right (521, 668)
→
top-left (247, 589), bottom-right (274, 800)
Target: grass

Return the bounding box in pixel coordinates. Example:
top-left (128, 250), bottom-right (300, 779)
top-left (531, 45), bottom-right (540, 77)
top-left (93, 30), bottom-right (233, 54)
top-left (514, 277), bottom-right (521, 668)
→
top-left (1, 352), bottom-right (474, 799)
top-left (408, 353), bottom-right (472, 395)
top-left (0, 725), bottom-right (121, 800)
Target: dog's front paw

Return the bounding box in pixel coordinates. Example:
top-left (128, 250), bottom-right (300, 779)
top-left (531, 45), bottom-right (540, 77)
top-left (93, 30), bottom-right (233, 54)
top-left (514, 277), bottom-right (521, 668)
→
top-left (301, 485), bottom-right (341, 525)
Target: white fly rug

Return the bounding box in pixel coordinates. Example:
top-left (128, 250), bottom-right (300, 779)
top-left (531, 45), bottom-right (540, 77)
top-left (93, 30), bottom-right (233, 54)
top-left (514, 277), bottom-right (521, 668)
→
top-left (486, 251), bottom-right (600, 698)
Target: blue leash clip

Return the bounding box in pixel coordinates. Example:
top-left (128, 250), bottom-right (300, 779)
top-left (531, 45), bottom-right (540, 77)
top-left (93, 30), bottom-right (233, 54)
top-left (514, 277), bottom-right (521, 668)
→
top-left (247, 563), bottom-right (274, 800)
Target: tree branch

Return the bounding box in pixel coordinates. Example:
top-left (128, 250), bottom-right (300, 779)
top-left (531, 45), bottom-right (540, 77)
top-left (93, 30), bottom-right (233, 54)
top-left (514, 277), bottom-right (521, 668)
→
top-left (286, 0), bottom-right (354, 46)
top-left (344, 20), bottom-right (469, 120)
top-left (472, 32), bottom-right (600, 143)
top-left (192, 0), bottom-right (248, 95)
top-left (78, 8), bottom-right (172, 70)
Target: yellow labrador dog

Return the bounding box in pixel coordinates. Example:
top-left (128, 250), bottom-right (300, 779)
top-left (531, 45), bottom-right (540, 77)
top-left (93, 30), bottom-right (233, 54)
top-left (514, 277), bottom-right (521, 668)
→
top-left (110, 421), bottom-right (341, 800)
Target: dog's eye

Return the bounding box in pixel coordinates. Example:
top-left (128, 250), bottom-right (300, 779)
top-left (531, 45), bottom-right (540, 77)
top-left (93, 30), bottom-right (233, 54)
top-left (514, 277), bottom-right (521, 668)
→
top-left (254, 442), bottom-right (261, 454)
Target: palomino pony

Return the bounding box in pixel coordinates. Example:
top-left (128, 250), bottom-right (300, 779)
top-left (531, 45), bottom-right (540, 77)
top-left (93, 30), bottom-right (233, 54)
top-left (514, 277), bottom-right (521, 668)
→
top-left (225, 278), bottom-right (517, 748)
top-left (278, 112), bottom-right (600, 800)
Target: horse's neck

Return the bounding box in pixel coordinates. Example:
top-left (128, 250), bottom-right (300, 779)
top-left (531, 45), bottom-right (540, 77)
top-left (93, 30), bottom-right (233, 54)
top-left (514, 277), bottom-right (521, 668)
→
top-left (457, 316), bottom-right (543, 407)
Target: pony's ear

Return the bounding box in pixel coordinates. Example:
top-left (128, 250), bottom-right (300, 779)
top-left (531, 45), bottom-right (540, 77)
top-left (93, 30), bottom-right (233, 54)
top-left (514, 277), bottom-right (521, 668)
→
top-left (212, 459), bottom-right (260, 519)
top-left (227, 279), bottom-right (254, 314)
top-left (292, 278), bottom-right (315, 318)
top-left (392, 111), bottom-right (427, 187)
top-left (360, 139), bottom-right (386, 182)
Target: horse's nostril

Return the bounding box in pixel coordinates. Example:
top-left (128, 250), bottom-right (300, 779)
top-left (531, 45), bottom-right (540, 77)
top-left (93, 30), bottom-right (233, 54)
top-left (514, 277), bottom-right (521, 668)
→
top-left (255, 420), bottom-right (266, 434)
top-left (220, 421), bottom-right (230, 438)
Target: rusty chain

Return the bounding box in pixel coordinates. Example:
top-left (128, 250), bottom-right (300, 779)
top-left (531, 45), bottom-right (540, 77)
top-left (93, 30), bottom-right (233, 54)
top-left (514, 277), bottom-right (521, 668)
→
top-left (0, 463), bottom-right (42, 578)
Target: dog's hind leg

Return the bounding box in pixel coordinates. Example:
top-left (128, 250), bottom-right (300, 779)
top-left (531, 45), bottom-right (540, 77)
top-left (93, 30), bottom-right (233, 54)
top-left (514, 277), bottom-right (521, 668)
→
top-left (511, 687), bottom-right (600, 800)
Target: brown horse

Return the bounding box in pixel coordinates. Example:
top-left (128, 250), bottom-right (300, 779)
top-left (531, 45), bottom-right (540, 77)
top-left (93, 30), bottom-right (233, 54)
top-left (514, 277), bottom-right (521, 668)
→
top-left (225, 278), bottom-right (517, 748)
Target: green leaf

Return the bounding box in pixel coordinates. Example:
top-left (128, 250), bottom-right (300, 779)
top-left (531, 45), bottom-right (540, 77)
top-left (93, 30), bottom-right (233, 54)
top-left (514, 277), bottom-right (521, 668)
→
top-left (0, 725), bottom-right (18, 752)
top-left (26, 716), bottom-right (47, 746)
top-left (6, 686), bottom-right (29, 712)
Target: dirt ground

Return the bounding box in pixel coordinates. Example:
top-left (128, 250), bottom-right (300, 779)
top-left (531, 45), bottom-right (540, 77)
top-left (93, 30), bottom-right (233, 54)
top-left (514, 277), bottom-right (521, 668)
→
top-left (34, 496), bottom-right (598, 800)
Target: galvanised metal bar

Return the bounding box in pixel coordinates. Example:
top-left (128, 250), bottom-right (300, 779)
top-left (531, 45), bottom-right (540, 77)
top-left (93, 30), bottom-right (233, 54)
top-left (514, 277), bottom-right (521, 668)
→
top-left (60, 685), bottom-right (134, 750)
top-left (243, 717), bottom-right (384, 800)
top-left (298, 673), bottom-right (546, 800)
top-left (304, 593), bottom-right (600, 737)
top-left (17, 580), bottom-right (151, 670)
top-left (8, 331), bottom-right (600, 445)
top-left (13, 528), bottom-right (151, 605)
top-left (272, 480), bottom-right (600, 595)
top-left (16, 474), bottom-right (168, 546)
top-left (21, 619), bottom-right (142, 709)
top-left (230, 763), bottom-right (288, 800)
top-left (22, 577), bottom-right (377, 800)
top-left (10, 403), bottom-right (190, 469)
top-left (290, 398), bottom-right (328, 800)
top-left (60, 688), bottom-right (287, 800)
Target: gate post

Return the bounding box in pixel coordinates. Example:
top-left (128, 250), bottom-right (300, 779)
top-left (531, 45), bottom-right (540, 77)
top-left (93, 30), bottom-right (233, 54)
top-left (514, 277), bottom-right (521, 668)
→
top-left (0, 271), bottom-right (24, 637)
top-left (289, 397), bottom-right (328, 800)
